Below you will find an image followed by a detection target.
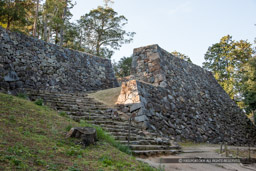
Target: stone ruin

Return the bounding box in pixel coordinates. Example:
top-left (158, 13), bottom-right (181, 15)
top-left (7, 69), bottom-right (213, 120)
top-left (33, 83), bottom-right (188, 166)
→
top-left (1, 26), bottom-right (256, 146)
top-left (0, 26), bottom-right (118, 94)
top-left (116, 44), bottom-right (256, 145)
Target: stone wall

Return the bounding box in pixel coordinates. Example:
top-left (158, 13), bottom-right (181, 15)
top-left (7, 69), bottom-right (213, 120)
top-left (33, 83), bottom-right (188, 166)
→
top-left (117, 44), bottom-right (256, 145)
top-left (0, 27), bottom-right (118, 93)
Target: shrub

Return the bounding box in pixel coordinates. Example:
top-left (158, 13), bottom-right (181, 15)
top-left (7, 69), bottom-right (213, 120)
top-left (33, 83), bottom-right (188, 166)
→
top-left (59, 112), bottom-right (67, 117)
top-left (34, 99), bottom-right (43, 106)
top-left (17, 93), bottom-right (28, 99)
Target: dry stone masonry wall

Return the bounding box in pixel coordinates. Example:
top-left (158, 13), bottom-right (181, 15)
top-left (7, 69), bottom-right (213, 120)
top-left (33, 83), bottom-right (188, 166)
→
top-left (0, 27), bottom-right (118, 93)
top-left (117, 44), bottom-right (256, 145)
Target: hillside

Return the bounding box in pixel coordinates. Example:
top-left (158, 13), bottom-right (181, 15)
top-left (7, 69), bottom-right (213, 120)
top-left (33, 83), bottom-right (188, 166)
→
top-left (0, 93), bottom-right (156, 170)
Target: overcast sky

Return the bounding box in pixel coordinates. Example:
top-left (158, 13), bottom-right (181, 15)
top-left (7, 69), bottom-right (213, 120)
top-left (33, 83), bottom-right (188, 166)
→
top-left (70, 0), bottom-right (256, 66)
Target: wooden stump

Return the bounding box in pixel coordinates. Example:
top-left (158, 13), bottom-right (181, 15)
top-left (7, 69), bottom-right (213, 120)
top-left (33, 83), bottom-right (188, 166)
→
top-left (66, 127), bottom-right (97, 146)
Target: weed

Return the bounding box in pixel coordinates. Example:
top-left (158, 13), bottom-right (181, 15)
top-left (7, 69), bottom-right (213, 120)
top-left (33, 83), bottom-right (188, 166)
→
top-left (17, 93), bottom-right (28, 99)
top-left (68, 164), bottom-right (81, 171)
top-left (99, 156), bottom-right (113, 166)
top-left (34, 158), bottom-right (46, 166)
top-left (34, 98), bottom-right (43, 106)
top-left (8, 115), bottom-right (16, 123)
top-left (65, 124), bottom-right (72, 132)
top-left (47, 163), bottom-right (59, 171)
top-left (59, 111), bottom-right (67, 117)
top-left (65, 146), bottom-right (83, 157)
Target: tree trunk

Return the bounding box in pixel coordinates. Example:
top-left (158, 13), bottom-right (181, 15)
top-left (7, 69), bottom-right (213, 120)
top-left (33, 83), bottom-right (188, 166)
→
top-left (55, 29), bottom-right (59, 44)
top-left (47, 28), bottom-right (51, 42)
top-left (66, 127), bottom-right (97, 147)
top-left (33, 0), bottom-right (39, 37)
top-left (43, 0), bottom-right (48, 42)
top-left (60, 0), bottom-right (67, 46)
top-left (43, 16), bottom-right (47, 42)
top-left (96, 42), bottom-right (100, 56)
top-left (6, 14), bottom-right (11, 30)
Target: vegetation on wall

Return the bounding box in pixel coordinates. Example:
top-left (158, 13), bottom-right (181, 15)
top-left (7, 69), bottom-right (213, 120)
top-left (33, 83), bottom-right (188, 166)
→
top-left (171, 51), bottom-right (192, 63)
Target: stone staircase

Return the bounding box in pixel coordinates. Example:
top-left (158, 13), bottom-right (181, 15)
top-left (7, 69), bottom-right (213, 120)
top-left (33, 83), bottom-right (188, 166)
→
top-left (27, 90), bottom-right (181, 157)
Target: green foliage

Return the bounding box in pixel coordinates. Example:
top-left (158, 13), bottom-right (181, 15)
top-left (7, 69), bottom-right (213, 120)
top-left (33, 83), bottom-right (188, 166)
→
top-left (171, 51), bottom-right (192, 63)
top-left (0, 0), bottom-right (34, 31)
top-left (99, 155), bottom-right (113, 166)
top-left (59, 111), bottom-right (67, 117)
top-left (78, 6), bottom-right (135, 58)
top-left (242, 56), bottom-right (256, 114)
top-left (203, 35), bottom-right (254, 105)
top-left (65, 146), bottom-right (83, 157)
top-left (17, 93), bottom-right (28, 99)
top-left (113, 56), bottom-right (132, 77)
top-left (68, 165), bottom-right (81, 171)
top-left (65, 124), bottom-right (72, 131)
top-left (34, 98), bottom-right (43, 106)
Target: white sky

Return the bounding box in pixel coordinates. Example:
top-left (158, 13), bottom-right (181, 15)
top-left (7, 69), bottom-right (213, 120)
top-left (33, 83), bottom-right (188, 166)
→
top-left (70, 0), bottom-right (256, 66)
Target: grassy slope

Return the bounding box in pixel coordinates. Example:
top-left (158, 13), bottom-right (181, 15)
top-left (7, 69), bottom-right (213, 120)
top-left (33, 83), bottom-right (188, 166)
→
top-left (88, 87), bottom-right (121, 107)
top-left (0, 93), bottom-right (156, 171)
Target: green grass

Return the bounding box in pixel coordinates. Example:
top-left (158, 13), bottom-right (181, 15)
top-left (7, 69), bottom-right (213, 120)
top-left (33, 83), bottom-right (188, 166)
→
top-left (0, 92), bottom-right (157, 170)
top-left (88, 87), bottom-right (121, 107)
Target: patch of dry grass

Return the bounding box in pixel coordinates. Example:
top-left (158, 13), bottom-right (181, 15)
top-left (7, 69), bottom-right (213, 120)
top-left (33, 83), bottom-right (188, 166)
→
top-left (88, 87), bottom-right (121, 107)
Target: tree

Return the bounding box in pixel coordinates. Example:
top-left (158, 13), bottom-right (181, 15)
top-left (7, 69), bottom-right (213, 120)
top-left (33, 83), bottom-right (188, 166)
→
top-left (0, 0), bottom-right (34, 30)
top-left (171, 51), bottom-right (192, 63)
top-left (32, 0), bottom-right (39, 37)
top-left (203, 35), bottom-right (254, 103)
top-left (62, 22), bottom-right (81, 50)
top-left (42, 0), bottom-right (74, 44)
top-left (78, 7), bottom-right (135, 58)
top-left (242, 56), bottom-right (256, 115)
top-left (113, 56), bottom-right (132, 77)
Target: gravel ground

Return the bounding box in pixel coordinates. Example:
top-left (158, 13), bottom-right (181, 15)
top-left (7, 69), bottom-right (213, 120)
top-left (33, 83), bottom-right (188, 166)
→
top-left (137, 145), bottom-right (256, 171)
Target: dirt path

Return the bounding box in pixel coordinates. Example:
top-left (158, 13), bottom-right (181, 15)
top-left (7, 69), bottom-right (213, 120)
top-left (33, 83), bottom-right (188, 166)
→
top-left (138, 145), bottom-right (256, 171)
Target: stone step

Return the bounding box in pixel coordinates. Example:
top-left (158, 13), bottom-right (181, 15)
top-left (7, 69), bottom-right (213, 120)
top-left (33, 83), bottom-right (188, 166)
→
top-left (106, 130), bottom-right (159, 138)
top-left (44, 98), bottom-right (90, 101)
top-left (113, 135), bottom-right (155, 141)
top-left (70, 115), bottom-right (112, 121)
top-left (27, 91), bottom-right (182, 157)
top-left (129, 145), bottom-right (180, 151)
top-left (45, 100), bottom-right (104, 106)
top-left (91, 124), bottom-right (139, 131)
top-left (40, 98), bottom-right (101, 104)
top-left (119, 140), bottom-right (171, 146)
top-left (132, 150), bottom-right (180, 157)
top-left (86, 120), bottom-right (129, 126)
top-left (107, 132), bottom-right (139, 137)
top-left (55, 107), bottom-right (109, 112)
top-left (66, 112), bottom-right (111, 117)
top-left (102, 127), bottom-right (139, 133)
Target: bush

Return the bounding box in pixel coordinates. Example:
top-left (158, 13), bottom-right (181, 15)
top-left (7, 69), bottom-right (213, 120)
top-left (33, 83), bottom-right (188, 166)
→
top-left (17, 93), bottom-right (28, 99)
top-left (34, 99), bottom-right (43, 106)
top-left (59, 112), bottom-right (67, 117)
